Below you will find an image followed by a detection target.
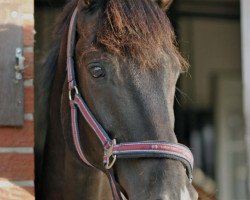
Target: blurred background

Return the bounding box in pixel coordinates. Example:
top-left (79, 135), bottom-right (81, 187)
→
top-left (0, 0), bottom-right (249, 199)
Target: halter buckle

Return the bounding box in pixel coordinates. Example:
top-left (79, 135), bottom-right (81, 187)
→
top-left (104, 139), bottom-right (117, 169)
top-left (69, 86), bottom-right (79, 101)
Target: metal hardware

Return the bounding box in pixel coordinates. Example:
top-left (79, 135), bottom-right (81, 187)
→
top-left (69, 86), bottom-right (79, 101)
top-left (104, 139), bottom-right (117, 169)
top-left (14, 47), bottom-right (25, 82)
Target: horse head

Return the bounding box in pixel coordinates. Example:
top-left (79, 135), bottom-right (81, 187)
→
top-left (59, 0), bottom-right (198, 199)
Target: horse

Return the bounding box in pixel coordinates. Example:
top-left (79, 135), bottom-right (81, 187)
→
top-left (36, 0), bottom-right (198, 199)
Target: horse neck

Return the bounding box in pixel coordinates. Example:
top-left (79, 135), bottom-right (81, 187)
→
top-left (63, 148), bottom-right (112, 200)
top-left (41, 32), bottom-right (112, 200)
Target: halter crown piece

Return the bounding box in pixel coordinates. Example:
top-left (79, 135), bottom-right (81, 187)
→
top-left (67, 7), bottom-right (194, 200)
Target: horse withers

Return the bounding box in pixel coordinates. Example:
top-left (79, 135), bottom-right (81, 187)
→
top-left (38, 0), bottom-right (198, 199)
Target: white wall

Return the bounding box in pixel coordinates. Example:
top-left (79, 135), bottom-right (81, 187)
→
top-left (241, 0), bottom-right (250, 195)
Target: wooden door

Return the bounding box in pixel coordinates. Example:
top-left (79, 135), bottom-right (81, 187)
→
top-left (0, 0), bottom-right (24, 125)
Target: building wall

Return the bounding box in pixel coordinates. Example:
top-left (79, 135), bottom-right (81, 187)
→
top-left (178, 18), bottom-right (241, 109)
top-left (0, 0), bottom-right (35, 199)
top-left (173, 1), bottom-right (246, 199)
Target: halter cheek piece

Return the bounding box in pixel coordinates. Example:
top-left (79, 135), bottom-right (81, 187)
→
top-left (67, 7), bottom-right (194, 200)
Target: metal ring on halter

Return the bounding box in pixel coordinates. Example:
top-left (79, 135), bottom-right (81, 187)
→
top-left (104, 139), bottom-right (117, 169)
top-left (69, 86), bottom-right (79, 101)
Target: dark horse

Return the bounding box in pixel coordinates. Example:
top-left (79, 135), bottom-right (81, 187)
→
top-left (37, 0), bottom-right (198, 199)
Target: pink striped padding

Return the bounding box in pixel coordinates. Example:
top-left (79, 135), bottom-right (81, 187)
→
top-left (74, 95), bottom-right (111, 148)
top-left (113, 142), bottom-right (193, 167)
top-left (70, 101), bottom-right (93, 167)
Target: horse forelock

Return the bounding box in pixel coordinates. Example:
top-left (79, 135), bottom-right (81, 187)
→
top-left (96, 0), bottom-right (189, 71)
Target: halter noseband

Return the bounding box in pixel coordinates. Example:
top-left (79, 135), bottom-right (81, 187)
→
top-left (66, 7), bottom-right (194, 200)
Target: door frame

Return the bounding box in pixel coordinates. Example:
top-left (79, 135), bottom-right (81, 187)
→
top-left (241, 0), bottom-right (250, 196)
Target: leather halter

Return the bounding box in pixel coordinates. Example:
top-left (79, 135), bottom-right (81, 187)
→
top-left (67, 7), bottom-right (194, 200)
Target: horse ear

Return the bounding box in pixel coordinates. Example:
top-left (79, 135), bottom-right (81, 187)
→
top-left (155, 0), bottom-right (173, 11)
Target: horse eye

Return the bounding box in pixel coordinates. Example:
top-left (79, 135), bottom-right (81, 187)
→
top-left (88, 64), bottom-right (105, 78)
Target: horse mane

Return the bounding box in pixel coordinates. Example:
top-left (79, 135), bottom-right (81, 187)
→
top-left (97, 0), bottom-right (188, 70)
top-left (36, 0), bottom-right (78, 133)
top-left (38, 0), bottom-right (78, 92)
top-left (35, 0), bottom-right (78, 194)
